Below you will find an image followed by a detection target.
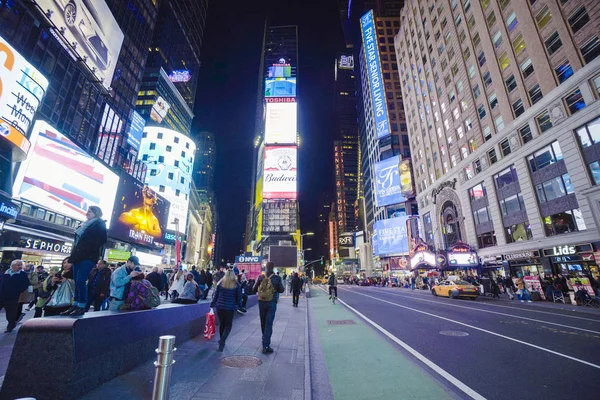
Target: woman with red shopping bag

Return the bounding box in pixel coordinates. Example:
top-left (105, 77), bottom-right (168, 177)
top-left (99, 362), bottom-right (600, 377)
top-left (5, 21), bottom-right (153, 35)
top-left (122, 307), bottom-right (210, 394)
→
top-left (209, 270), bottom-right (242, 351)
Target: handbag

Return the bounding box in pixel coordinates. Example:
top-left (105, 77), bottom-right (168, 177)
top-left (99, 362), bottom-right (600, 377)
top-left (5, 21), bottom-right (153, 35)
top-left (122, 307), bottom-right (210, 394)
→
top-left (204, 309), bottom-right (216, 340)
top-left (45, 280), bottom-right (75, 308)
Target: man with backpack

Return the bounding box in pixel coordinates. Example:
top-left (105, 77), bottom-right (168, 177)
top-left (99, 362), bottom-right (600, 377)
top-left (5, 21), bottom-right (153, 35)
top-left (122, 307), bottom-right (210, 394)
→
top-left (253, 262), bottom-right (285, 354)
top-left (109, 256), bottom-right (142, 311)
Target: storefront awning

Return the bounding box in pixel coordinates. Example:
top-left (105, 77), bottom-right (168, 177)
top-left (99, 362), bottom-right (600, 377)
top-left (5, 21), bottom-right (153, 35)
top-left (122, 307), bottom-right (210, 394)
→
top-left (4, 223), bottom-right (74, 242)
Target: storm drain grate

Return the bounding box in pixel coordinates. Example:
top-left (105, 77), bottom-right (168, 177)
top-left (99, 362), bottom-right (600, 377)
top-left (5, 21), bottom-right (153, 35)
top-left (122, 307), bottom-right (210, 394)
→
top-left (220, 356), bottom-right (263, 368)
top-left (327, 320), bottom-right (356, 325)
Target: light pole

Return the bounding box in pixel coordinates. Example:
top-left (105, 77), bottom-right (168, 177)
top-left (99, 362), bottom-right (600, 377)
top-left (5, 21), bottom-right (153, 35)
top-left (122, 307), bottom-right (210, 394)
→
top-left (300, 232), bottom-right (314, 272)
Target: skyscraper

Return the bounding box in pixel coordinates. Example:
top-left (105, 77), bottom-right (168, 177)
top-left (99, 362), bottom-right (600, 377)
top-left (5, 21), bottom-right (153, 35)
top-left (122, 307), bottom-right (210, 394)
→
top-left (193, 131), bottom-right (216, 192)
top-left (396, 0), bottom-right (600, 277)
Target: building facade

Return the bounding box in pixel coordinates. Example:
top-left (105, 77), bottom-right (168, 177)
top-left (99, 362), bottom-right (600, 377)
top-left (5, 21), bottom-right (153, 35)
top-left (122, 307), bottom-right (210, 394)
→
top-left (396, 0), bottom-right (600, 278)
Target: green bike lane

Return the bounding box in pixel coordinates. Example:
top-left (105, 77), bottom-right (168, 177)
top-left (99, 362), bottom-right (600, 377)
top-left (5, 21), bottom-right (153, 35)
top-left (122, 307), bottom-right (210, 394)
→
top-left (309, 287), bottom-right (459, 399)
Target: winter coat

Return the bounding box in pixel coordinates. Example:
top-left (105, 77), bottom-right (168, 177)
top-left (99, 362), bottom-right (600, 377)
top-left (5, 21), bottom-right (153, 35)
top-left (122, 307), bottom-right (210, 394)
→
top-left (199, 271), bottom-right (207, 285)
top-left (291, 276), bottom-right (302, 294)
top-left (87, 267), bottom-right (112, 298)
top-left (179, 281), bottom-right (199, 301)
top-left (19, 269), bottom-right (39, 303)
top-left (69, 219), bottom-right (108, 264)
top-left (210, 282), bottom-right (241, 310)
top-left (1, 270), bottom-right (30, 301)
top-left (147, 272), bottom-right (163, 291)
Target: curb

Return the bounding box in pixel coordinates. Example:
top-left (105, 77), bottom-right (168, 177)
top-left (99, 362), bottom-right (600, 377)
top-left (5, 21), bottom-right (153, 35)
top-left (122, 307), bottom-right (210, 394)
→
top-left (304, 285), bottom-right (312, 400)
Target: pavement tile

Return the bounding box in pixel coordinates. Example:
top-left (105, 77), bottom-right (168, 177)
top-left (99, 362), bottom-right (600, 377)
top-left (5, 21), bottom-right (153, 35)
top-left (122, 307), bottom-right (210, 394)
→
top-left (238, 362), bottom-right (272, 382)
top-left (273, 348), bottom-right (295, 363)
top-left (226, 380), bottom-right (265, 400)
top-left (260, 363), bottom-right (296, 398)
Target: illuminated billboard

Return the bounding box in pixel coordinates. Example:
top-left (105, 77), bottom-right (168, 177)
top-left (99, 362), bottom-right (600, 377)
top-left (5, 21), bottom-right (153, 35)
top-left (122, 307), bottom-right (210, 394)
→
top-left (374, 155), bottom-right (406, 207)
top-left (0, 35), bottom-right (49, 161)
top-left (372, 216), bottom-right (409, 257)
top-left (265, 78), bottom-right (297, 97)
top-left (150, 96), bottom-right (170, 123)
top-left (338, 55), bottom-right (354, 70)
top-left (168, 70), bottom-right (191, 83)
top-left (262, 200), bottom-right (298, 233)
top-left (12, 121), bottom-right (119, 225)
top-left (127, 111), bottom-right (146, 151)
top-left (109, 175), bottom-right (170, 249)
top-left (35, 0), bottom-right (124, 89)
top-left (264, 102), bottom-right (297, 144)
top-left (400, 159), bottom-right (415, 198)
top-left (360, 10), bottom-right (391, 139)
top-left (268, 59), bottom-right (292, 78)
top-left (263, 146), bottom-right (297, 199)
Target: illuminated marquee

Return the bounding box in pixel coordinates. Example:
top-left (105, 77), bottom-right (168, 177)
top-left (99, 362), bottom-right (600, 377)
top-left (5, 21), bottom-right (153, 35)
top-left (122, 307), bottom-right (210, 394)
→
top-left (168, 70), bottom-right (192, 83)
top-left (338, 55), bottom-right (354, 70)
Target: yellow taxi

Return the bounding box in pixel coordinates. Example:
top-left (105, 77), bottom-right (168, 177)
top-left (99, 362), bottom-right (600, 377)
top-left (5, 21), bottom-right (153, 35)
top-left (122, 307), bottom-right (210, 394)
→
top-left (431, 279), bottom-right (479, 299)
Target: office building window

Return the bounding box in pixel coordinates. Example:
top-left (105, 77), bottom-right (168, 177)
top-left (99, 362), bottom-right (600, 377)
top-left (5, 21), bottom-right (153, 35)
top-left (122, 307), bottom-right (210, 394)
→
top-left (499, 194), bottom-right (525, 216)
top-left (500, 138), bottom-right (511, 157)
top-left (142, 154), bottom-right (149, 161)
top-left (150, 143), bottom-right (156, 150)
top-left (568, 7), bottom-right (590, 34)
top-left (521, 59), bottom-right (535, 78)
top-left (495, 116), bottom-right (505, 131)
top-left (506, 11), bottom-right (517, 32)
top-left (478, 51), bottom-right (487, 67)
top-left (528, 141), bottom-right (563, 172)
top-left (513, 34), bottom-right (525, 55)
top-left (493, 31), bottom-right (503, 48)
top-left (483, 125), bottom-right (492, 141)
top-left (536, 111), bottom-right (553, 133)
top-left (554, 60), bottom-right (574, 83)
top-left (489, 93), bottom-right (498, 109)
top-left (159, 185), bottom-right (165, 192)
top-left (469, 183), bottom-right (486, 202)
top-left (473, 84), bottom-right (481, 98)
top-left (564, 89), bottom-right (586, 114)
top-left (529, 84), bottom-right (543, 104)
top-left (487, 11), bottom-right (497, 28)
top-left (575, 117), bottom-right (600, 148)
top-left (158, 156), bottom-right (164, 163)
top-left (473, 206), bottom-right (490, 224)
top-left (589, 161), bottom-right (600, 185)
top-left (580, 36), bottom-right (600, 64)
top-left (483, 72), bottom-right (492, 87)
top-left (543, 209), bottom-right (586, 236)
top-left (505, 75), bottom-right (517, 92)
top-left (166, 145), bottom-right (172, 152)
top-left (478, 232), bottom-right (497, 248)
top-left (505, 223), bottom-right (533, 243)
top-left (150, 169), bottom-right (157, 176)
top-left (519, 124), bottom-right (533, 144)
top-left (499, 53), bottom-right (510, 70)
top-left (545, 31), bottom-right (562, 56)
top-left (535, 174), bottom-right (574, 203)
top-left (535, 6), bottom-right (552, 30)
top-left (488, 148), bottom-right (498, 164)
top-left (494, 165), bottom-right (518, 189)
top-left (513, 99), bottom-right (525, 117)
top-left (174, 137), bottom-right (180, 143)
top-left (478, 104), bottom-right (487, 120)
top-left (157, 132), bottom-right (163, 139)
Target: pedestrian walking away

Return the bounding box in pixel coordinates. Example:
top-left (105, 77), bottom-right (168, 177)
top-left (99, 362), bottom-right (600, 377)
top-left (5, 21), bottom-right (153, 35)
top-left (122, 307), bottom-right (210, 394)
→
top-left (291, 272), bottom-right (302, 307)
top-left (160, 269), bottom-right (169, 300)
top-left (0, 260), bottom-right (30, 333)
top-left (63, 206), bottom-right (108, 316)
top-left (254, 262), bottom-right (285, 354)
top-left (198, 269), bottom-right (208, 299)
top-left (210, 270), bottom-right (242, 352)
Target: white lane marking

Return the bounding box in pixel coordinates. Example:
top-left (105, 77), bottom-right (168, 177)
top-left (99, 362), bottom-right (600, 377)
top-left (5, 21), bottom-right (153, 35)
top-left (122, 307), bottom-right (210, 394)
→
top-left (356, 286), bottom-right (600, 323)
top-left (365, 289), bottom-right (600, 335)
top-left (340, 288), bottom-right (600, 370)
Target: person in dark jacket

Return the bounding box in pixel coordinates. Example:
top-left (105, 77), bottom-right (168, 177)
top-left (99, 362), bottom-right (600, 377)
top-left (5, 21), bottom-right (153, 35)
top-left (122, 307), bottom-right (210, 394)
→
top-left (253, 262), bottom-right (285, 354)
top-left (86, 260), bottom-right (112, 311)
top-left (210, 270), bottom-right (242, 352)
top-left (160, 268), bottom-right (169, 300)
top-left (291, 272), bottom-right (302, 307)
top-left (0, 260), bottom-right (30, 333)
top-left (199, 269), bottom-right (208, 299)
top-left (205, 270), bottom-right (213, 299)
top-left (147, 267), bottom-right (163, 292)
top-left (63, 206), bottom-right (108, 316)
top-left (191, 266), bottom-right (201, 285)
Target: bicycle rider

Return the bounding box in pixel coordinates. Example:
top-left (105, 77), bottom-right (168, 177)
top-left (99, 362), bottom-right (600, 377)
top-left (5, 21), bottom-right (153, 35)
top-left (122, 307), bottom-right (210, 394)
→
top-left (328, 272), bottom-right (338, 300)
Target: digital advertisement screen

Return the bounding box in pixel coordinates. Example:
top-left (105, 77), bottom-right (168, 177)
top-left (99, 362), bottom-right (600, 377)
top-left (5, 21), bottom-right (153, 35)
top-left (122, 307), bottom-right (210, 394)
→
top-left (372, 216), bottom-right (409, 257)
top-left (12, 120), bottom-right (119, 225)
top-left (264, 78), bottom-right (297, 97)
top-left (264, 102), bottom-right (297, 144)
top-left (35, 0), bottom-right (124, 89)
top-left (268, 61), bottom-right (292, 78)
top-left (127, 111), bottom-right (146, 151)
top-left (360, 10), bottom-right (391, 139)
top-left (168, 70), bottom-right (191, 83)
top-left (150, 96), bottom-right (170, 123)
top-left (263, 146), bottom-right (297, 199)
top-left (0, 35), bottom-right (49, 160)
top-left (448, 252), bottom-right (478, 266)
top-left (399, 159), bottom-right (415, 198)
top-left (374, 155), bottom-right (406, 207)
top-left (109, 175), bottom-right (170, 249)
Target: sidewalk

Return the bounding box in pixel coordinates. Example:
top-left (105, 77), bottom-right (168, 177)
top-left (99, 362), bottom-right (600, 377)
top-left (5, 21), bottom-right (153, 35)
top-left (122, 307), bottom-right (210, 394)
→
top-left (81, 294), bottom-right (308, 400)
top-left (307, 287), bottom-right (458, 400)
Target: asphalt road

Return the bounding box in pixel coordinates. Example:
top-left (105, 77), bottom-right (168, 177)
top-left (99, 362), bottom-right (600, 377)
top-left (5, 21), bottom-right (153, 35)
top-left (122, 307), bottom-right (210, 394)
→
top-left (336, 285), bottom-right (600, 400)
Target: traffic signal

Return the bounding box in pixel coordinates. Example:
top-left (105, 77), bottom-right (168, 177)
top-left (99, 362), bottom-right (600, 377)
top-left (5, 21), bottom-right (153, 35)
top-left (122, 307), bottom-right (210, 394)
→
top-left (320, 256), bottom-right (324, 265)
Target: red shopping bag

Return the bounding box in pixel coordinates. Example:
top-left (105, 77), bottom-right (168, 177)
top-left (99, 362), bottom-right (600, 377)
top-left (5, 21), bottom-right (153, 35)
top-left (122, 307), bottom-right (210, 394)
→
top-left (204, 309), bottom-right (216, 340)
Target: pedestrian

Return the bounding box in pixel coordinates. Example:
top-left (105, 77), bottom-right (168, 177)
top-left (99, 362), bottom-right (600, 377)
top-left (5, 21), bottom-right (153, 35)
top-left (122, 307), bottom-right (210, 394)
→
top-left (199, 269), bottom-right (208, 299)
top-left (109, 256), bottom-right (143, 310)
top-left (559, 273), bottom-right (569, 295)
top-left (34, 267), bottom-right (58, 318)
top-left (147, 267), bottom-right (163, 292)
top-left (169, 268), bottom-right (185, 300)
top-left (0, 260), bottom-right (30, 332)
top-left (62, 206), bottom-right (108, 316)
top-left (27, 265), bottom-right (47, 310)
top-left (121, 273), bottom-right (161, 311)
top-left (160, 268), bottom-right (169, 300)
top-left (17, 263), bottom-right (38, 322)
top-left (213, 267), bottom-right (225, 284)
top-left (205, 269), bottom-right (213, 299)
top-left (516, 276), bottom-right (532, 303)
top-left (86, 259), bottom-right (112, 311)
top-left (238, 271), bottom-right (248, 313)
top-left (210, 270), bottom-right (242, 352)
top-left (191, 265), bottom-right (201, 285)
top-left (173, 273), bottom-right (200, 304)
top-left (503, 275), bottom-right (516, 300)
top-left (43, 258), bottom-right (75, 317)
top-left (411, 275), bottom-right (416, 290)
top-left (282, 272), bottom-right (288, 294)
top-left (253, 262), bottom-right (285, 354)
top-left (291, 272), bottom-right (302, 307)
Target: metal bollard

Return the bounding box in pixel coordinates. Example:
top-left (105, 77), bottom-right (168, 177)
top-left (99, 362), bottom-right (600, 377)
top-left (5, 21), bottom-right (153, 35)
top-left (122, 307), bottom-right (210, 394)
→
top-left (152, 335), bottom-right (177, 400)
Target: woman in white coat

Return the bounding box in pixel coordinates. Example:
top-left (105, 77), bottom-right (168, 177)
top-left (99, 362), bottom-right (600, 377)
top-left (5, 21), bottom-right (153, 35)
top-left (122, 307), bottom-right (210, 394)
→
top-left (169, 268), bottom-right (185, 300)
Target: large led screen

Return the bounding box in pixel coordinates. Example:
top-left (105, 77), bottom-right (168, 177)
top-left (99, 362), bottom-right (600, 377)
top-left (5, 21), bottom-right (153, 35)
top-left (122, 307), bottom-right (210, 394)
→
top-left (265, 78), bottom-right (297, 97)
top-left (360, 10), bottom-right (391, 139)
top-left (0, 35), bottom-right (49, 161)
top-left (12, 121), bottom-right (119, 225)
top-left (264, 103), bottom-right (297, 144)
top-left (399, 159), bottom-right (415, 198)
top-left (109, 175), bottom-right (170, 249)
top-left (35, 0), bottom-right (124, 89)
top-left (372, 216), bottom-right (409, 257)
top-left (374, 155), bottom-right (406, 207)
top-left (263, 146), bottom-right (297, 199)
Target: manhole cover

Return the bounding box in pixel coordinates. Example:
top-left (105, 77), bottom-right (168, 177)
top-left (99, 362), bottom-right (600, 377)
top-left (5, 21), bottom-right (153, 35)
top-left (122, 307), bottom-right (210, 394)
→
top-left (439, 330), bottom-right (469, 337)
top-left (327, 320), bottom-right (356, 325)
top-left (220, 356), bottom-right (263, 368)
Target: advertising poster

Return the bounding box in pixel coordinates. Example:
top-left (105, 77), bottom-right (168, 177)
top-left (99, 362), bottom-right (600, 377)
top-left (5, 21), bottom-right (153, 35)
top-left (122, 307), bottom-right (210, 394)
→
top-left (264, 102), bottom-right (297, 144)
top-left (263, 146), bottom-right (297, 199)
top-left (235, 256), bottom-right (263, 280)
top-left (265, 78), bottom-right (297, 97)
top-left (372, 216), bottom-right (409, 257)
top-left (150, 96), bottom-right (170, 123)
top-left (0, 35), bottom-right (49, 160)
top-left (109, 175), bottom-right (170, 249)
top-left (127, 111), bottom-right (146, 151)
top-left (268, 59), bottom-right (292, 78)
top-left (360, 10), bottom-right (391, 139)
top-left (399, 159), bottom-right (415, 198)
top-left (338, 55), bottom-right (354, 70)
top-left (523, 276), bottom-right (546, 300)
top-left (12, 120), bottom-right (119, 224)
top-left (569, 278), bottom-right (595, 296)
top-left (35, 0), bottom-right (124, 89)
top-left (374, 155), bottom-right (406, 207)
top-left (168, 70), bottom-right (191, 83)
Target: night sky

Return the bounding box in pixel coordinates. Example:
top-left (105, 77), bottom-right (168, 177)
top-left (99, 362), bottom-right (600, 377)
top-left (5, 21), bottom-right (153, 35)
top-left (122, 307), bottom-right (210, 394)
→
top-left (193, 0), bottom-right (344, 263)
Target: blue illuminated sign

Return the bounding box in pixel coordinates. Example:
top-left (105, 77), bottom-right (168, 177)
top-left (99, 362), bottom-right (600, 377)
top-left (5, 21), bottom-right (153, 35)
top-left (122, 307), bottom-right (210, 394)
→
top-left (372, 216), bottom-right (409, 257)
top-left (374, 155), bottom-right (406, 207)
top-left (127, 111), bottom-right (146, 151)
top-left (360, 10), bottom-right (391, 139)
top-left (168, 70), bottom-right (191, 83)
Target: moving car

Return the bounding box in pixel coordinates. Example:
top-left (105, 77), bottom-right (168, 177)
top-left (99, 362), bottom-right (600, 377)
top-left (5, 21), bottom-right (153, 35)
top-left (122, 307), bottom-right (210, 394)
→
top-left (431, 279), bottom-right (479, 299)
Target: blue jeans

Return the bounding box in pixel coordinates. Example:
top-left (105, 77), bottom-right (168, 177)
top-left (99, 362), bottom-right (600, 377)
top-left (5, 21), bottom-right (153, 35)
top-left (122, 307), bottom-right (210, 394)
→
top-left (518, 289), bottom-right (532, 301)
top-left (74, 260), bottom-right (95, 308)
top-left (259, 301), bottom-right (277, 348)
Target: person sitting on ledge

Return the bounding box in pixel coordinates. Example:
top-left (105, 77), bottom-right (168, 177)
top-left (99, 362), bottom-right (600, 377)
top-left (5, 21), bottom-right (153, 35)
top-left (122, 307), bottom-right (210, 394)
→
top-left (172, 273), bottom-right (200, 304)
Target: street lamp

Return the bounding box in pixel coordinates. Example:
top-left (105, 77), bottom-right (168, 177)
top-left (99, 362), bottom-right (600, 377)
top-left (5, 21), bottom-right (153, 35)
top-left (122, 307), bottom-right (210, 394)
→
top-left (299, 232), bottom-right (314, 272)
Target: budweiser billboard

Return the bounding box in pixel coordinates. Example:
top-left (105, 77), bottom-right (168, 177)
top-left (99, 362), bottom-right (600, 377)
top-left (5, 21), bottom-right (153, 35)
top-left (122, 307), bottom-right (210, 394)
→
top-left (263, 146), bottom-right (297, 199)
